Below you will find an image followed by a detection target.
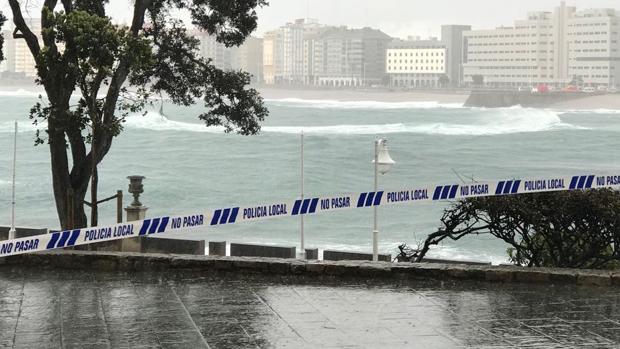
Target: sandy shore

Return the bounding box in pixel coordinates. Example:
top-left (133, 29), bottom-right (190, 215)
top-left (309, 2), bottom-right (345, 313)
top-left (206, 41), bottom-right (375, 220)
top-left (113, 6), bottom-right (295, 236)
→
top-left (257, 87), bottom-right (469, 104)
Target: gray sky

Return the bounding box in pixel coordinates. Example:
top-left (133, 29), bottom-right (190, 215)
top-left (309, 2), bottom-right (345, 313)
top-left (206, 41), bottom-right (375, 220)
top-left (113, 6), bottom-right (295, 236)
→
top-left (2, 0), bottom-right (619, 39)
top-left (254, 0), bottom-right (620, 38)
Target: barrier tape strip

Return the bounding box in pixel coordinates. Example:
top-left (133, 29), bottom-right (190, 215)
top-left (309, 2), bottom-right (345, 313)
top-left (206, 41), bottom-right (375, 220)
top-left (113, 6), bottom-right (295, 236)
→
top-left (2, 173), bottom-right (620, 258)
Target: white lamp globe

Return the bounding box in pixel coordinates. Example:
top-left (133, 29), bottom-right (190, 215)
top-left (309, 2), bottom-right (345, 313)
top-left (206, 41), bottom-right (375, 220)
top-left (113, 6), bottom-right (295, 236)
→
top-left (373, 139), bottom-right (395, 175)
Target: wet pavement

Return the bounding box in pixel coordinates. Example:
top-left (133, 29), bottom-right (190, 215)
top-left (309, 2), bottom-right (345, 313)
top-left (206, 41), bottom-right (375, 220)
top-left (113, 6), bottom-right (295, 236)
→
top-left (1, 267), bottom-right (620, 348)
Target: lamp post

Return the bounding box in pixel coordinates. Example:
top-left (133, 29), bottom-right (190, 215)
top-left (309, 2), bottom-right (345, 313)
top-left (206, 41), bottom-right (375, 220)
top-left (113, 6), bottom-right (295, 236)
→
top-left (9, 122), bottom-right (17, 240)
top-left (372, 139), bottom-right (395, 262)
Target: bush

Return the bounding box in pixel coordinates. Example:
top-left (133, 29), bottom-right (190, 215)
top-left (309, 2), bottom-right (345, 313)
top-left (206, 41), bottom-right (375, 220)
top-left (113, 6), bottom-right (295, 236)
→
top-left (415, 189), bottom-right (620, 269)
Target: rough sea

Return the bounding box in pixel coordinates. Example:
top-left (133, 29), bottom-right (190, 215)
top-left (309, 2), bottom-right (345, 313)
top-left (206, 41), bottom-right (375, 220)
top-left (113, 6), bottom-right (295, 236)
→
top-left (1, 89), bottom-right (619, 263)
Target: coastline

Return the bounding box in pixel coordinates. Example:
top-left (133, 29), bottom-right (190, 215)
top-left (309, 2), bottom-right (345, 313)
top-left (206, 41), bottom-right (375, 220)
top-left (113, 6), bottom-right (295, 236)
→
top-left (2, 81), bottom-right (619, 110)
top-left (258, 87), bottom-right (620, 111)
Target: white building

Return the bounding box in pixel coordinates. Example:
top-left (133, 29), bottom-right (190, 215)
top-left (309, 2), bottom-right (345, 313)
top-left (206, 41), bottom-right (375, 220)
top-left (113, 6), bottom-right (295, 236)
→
top-left (463, 2), bottom-right (620, 88)
top-left (386, 39), bottom-right (447, 88)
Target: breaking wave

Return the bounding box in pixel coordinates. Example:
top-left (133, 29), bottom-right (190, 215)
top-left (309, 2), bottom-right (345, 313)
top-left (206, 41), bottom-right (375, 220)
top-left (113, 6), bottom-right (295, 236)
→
top-left (5, 107), bottom-right (587, 136)
top-left (264, 108), bottom-right (586, 136)
top-left (265, 98), bottom-right (464, 109)
top-left (0, 89), bottom-right (43, 98)
top-left (119, 108), bottom-right (586, 136)
top-left (123, 112), bottom-right (224, 133)
top-left (0, 120), bottom-right (46, 133)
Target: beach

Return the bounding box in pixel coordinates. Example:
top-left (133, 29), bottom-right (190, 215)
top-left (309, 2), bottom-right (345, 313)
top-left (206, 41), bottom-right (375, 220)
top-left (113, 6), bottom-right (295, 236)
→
top-left (258, 86), bottom-right (620, 110)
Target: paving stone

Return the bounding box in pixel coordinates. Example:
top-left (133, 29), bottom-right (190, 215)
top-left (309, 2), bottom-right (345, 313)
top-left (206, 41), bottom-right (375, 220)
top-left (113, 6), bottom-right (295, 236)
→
top-left (2, 265), bottom-right (620, 348)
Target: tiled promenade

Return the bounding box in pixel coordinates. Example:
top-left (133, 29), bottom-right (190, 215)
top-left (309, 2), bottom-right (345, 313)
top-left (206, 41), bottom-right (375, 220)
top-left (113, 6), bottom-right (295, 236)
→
top-left (1, 266), bottom-right (620, 348)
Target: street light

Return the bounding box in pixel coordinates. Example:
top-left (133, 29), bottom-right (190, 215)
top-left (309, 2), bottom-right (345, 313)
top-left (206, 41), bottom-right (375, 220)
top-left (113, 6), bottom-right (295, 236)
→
top-left (372, 139), bottom-right (395, 262)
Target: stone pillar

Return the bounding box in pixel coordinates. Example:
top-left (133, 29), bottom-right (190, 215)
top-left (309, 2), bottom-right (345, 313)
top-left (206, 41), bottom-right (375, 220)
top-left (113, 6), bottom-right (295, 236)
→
top-left (122, 176), bottom-right (148, 253)
top-left (209, 241), bottom-right (226, 256)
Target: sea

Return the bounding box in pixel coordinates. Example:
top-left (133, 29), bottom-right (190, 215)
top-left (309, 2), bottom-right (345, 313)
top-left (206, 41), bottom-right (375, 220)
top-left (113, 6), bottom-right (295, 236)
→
top-left (1, 89), bottom-right (619, 264)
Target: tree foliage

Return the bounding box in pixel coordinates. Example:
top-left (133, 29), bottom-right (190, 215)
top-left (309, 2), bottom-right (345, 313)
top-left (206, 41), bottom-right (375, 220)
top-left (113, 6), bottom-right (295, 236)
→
top-left (0, 12), bottom-right (6, 62)
top-left (414, 189), bottom-right (620, 269)
top-left (3, 0), bottom-right (269, 229)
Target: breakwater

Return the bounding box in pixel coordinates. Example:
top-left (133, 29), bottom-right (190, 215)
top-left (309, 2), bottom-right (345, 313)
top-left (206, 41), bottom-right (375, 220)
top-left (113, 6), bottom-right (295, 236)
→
top-left (465, 90), bottom-right (590, 108)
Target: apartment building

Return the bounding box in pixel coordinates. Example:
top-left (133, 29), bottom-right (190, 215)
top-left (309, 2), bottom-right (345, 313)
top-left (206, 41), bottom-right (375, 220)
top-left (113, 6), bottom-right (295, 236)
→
top-left (306, 26), bottom-right (391, 87)
top-left (1, 19), bottom-right (41, 78)
top-left (262, 19), bottom-right (322, 85)
top-left (230, 36), bottom-right (263, 84)
top-left (194, 31), bottom-right (232, 70)
top-left (463, 2), bottom-right (620, 88)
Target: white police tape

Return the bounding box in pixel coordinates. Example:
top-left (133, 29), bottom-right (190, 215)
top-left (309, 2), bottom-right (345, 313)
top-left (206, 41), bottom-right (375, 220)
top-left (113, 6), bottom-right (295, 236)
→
top-left (2, 173), bottom-right (620, 258)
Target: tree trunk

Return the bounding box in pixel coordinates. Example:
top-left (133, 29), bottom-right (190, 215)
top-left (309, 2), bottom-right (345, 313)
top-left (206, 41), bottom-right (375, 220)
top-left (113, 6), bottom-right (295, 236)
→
top-left (48, 105), bottom-right (91, 230)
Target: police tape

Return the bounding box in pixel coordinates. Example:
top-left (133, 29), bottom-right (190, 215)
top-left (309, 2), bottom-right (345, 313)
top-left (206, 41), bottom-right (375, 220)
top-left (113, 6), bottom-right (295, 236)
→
top-left (2, 173), bottom-right (620, 258)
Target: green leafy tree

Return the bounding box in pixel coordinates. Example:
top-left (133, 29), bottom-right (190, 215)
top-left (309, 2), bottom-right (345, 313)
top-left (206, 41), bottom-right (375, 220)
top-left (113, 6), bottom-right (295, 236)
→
top-left (412, 189), bottom-right (620, 269)
top-left (1, 0), bottom-right (269, 229)
top-left (0, 13), bottom-right (6, 62)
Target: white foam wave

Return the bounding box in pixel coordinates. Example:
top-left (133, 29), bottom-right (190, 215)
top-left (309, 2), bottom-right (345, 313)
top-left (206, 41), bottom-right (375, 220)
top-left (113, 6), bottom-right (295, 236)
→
top-left (265, 98), bottom-right (464, 110)
top-left (0, 89), bottom-right (43, 97)
top-left (123, 112), bottom-right (224, 133)
top-left (0, 120), bottom-right (47, 133)
top-left (264, 109), bottom-right (586, 136)
top-left (554, 108), bottom-right (620, 115)
top-left (37, 108), bottom-right (586, 137)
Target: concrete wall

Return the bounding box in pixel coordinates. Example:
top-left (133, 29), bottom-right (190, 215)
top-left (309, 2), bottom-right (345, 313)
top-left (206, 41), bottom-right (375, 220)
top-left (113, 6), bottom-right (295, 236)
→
top-left (323, 250), bottom-right (391, 262)
top-left (0, 226), bottom-right (48, 240)
top-left (230, 243), bottom-right (296, 259)
top-left (3, 250), bottom-right (619, 287)
top-left (141, 238), bottom-right (205, 255)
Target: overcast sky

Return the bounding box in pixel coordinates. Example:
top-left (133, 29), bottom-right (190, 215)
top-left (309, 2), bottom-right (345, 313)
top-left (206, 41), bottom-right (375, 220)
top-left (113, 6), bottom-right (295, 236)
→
top-left (2, 0), bottom-right (619, 39)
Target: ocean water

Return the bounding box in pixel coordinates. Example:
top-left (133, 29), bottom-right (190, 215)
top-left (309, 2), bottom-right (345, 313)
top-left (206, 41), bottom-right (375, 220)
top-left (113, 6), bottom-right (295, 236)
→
top-left (1, 90), bottom-right (619, 263)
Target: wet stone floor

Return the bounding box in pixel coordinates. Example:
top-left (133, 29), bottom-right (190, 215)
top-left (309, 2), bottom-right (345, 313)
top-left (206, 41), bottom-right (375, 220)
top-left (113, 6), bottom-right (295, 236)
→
top-left (1, 267), bottom-right (620, 348)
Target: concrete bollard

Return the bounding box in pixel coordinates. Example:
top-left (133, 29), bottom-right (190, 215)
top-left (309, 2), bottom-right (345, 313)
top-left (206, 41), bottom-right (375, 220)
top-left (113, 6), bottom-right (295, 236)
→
top-left (305, 248), bottom-right (319, 260)
top-left (209, 241), bottom-right (227, 256)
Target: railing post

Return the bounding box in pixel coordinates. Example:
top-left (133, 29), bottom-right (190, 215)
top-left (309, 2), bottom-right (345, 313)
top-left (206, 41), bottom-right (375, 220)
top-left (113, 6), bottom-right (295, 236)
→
top-left (116, 190), bottom-right (123, 224)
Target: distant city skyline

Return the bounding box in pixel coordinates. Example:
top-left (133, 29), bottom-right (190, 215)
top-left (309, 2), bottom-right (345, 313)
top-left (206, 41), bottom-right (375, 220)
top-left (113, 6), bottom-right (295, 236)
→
top-left (1, 0), bottom-right (619, 39)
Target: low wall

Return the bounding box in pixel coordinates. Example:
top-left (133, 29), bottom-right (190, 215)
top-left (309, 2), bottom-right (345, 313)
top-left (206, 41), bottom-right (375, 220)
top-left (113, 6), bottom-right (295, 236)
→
top-left (323, 250), bottom-right (391, 262)
top-left (142, 237), bottom-right (205, 255)
top-left (0, 226), bottom-right (48, 240)
top-left (2, 250), bottom-right (617, 287)
top-left (230, 243), bottom-right (296, 259)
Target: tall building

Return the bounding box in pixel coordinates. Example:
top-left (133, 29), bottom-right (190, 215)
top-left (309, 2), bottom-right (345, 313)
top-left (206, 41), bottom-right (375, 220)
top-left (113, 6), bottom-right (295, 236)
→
top-left (1, 18), bottom-right (41, 78)
top-left (262, 30), bottom-right (282, 85)
top-left (193, 30), bottom-right (232, 70)
top-left (262, 19), bottom-right (322, 85)
top-left (441, 25), bottom-right (472, 86)
top-left (463, 2), bottom-right (620, 88)
top-left (307, 26), bottom-right (392, 87)
top-left (230, 36), bottom-right (263, 84)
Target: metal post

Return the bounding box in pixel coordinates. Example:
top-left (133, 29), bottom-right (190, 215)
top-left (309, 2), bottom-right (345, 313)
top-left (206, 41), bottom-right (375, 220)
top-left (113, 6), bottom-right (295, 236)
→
top-left (9, 122), bottom-right (17, 240)
top-left (373, 139), bottom-right (379, 262)
top-left (299, 131), bottom-right (306, 259)
top-left (116, 190), bottom-right (123, 223)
